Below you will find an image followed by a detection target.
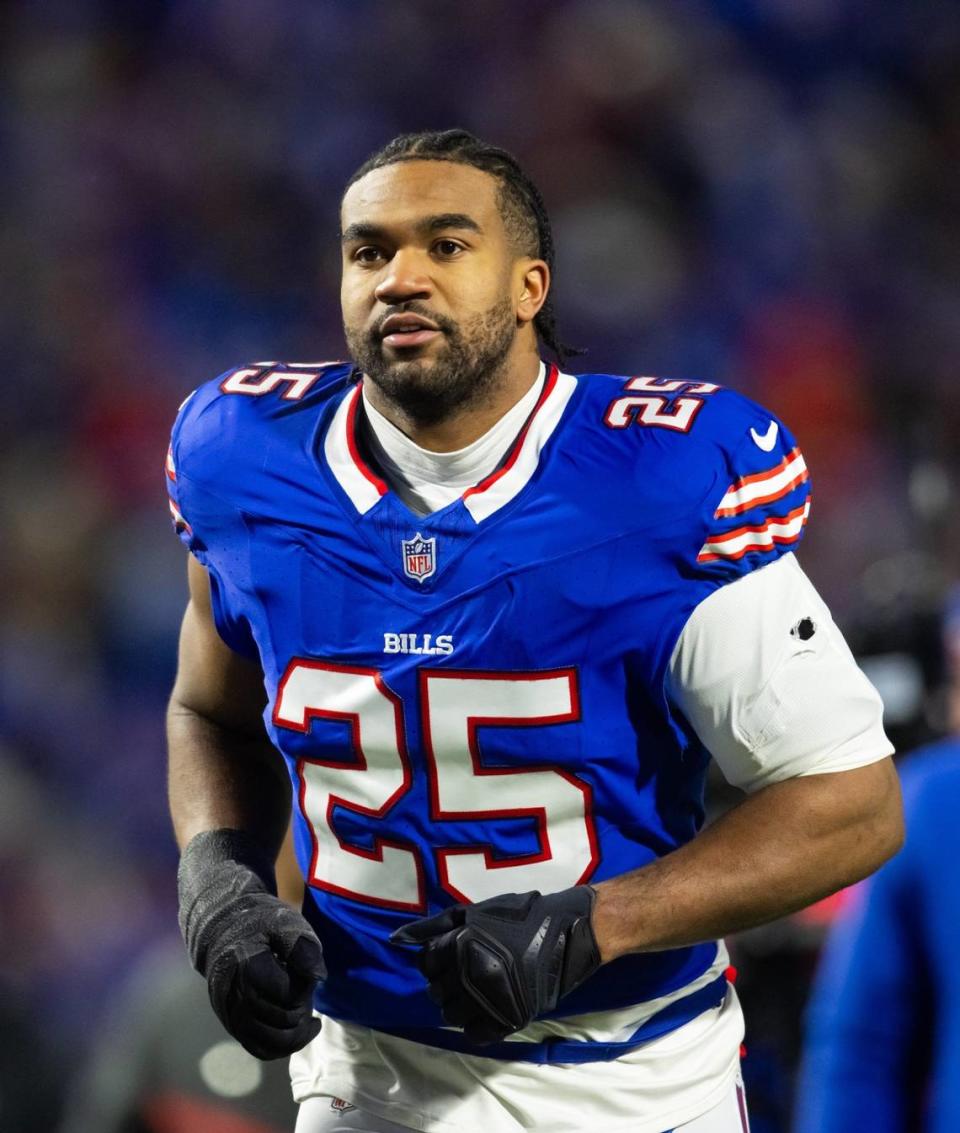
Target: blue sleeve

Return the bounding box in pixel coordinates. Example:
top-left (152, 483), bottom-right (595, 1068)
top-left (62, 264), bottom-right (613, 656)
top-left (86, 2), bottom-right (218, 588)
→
top-left (165, 385), bottom-right (260, 661)
top-left (691, 399), bottom-right (810, 584)
top-left (793, 794), bottom-right (926, 1132)
top-left (633, 387), bottom-right (812, 712)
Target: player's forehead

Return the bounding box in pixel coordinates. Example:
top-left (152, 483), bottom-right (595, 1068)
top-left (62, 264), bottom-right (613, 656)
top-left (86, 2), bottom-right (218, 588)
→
top-left (340, 160), bottom-right (502, 236)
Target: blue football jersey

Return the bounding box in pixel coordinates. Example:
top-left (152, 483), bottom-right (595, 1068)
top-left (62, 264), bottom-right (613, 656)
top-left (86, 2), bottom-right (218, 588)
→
top-left (166, 361), bottom-right (811, 1048)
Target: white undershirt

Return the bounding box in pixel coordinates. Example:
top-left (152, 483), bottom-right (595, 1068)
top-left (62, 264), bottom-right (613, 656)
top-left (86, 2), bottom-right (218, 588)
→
top-left (360, 364), bottom-right (546, 517)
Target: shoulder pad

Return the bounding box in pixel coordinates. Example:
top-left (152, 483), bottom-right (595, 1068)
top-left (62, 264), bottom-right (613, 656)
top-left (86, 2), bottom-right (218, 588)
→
top-left (575, 371), bottom-right (811, 572)
top-left (171, 360), bottom-right (354, 479)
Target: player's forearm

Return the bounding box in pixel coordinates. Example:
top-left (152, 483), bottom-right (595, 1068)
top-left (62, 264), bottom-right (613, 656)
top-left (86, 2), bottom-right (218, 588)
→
top-left (591, 758), bottom-right (903, 962)
top-left (167, 699), bottom-right (291, 854)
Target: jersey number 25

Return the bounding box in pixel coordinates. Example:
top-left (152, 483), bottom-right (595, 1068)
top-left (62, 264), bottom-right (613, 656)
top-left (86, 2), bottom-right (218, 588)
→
top-left (274, 661), bottom-right (599, 912)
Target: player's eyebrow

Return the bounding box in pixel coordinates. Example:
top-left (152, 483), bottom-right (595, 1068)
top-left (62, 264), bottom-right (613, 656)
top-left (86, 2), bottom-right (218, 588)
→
top-left (340, 213), bottom-right (483, 244)
top-left (419, 213), bottom-right (482, 236)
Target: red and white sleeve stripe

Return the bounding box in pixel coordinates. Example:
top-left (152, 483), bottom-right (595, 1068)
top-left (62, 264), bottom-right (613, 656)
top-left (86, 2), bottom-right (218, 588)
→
top-left (697, 500), bottom-right (809, 563)
top-left (168, 495), bottom-right (192, 535)
top-left (713, 448), bottom-right (808, 518)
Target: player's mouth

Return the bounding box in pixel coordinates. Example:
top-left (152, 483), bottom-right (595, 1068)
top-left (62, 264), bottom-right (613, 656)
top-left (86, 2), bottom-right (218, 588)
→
top-left (379, 314), bottom-right (443, 349)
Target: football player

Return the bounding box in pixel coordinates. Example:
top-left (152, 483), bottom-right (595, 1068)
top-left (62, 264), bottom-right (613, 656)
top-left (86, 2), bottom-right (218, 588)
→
top-left (167, 130), bottom-right (902, 1133)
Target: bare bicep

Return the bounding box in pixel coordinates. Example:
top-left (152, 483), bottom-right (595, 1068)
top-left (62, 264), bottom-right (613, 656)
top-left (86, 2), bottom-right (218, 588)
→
top-left (170, 556), bottom-right (268, 736)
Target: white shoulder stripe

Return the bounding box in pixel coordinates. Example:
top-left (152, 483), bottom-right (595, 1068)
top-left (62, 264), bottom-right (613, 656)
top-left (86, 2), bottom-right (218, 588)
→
top-left (715, 449), bottom-right (808, 518)
top-left (324, 384), bottom-right (386, 515)
top-left (698, 501), bottom-right (810, 562)
top-left (463, 370), bottom-right (577, 523)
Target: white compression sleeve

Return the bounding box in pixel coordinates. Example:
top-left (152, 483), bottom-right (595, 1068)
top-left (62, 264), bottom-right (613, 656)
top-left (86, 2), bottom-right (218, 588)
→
top-left (361, 365), bottom-right (545, 517)
top-left (668, 553), bottom-right (893, 793)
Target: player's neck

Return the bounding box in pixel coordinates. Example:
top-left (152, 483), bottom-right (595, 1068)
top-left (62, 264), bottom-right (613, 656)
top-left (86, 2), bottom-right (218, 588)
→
top-left (363, 347), bottom-right (543, 453)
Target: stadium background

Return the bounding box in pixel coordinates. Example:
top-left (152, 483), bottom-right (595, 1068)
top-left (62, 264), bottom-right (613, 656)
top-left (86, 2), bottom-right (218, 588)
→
top-left (1, 1), bottom-right (958, 1129)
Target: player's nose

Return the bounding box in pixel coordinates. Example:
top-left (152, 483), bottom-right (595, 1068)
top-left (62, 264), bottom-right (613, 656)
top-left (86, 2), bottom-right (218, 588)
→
top-left (374, 249), bottom-right (433, 306)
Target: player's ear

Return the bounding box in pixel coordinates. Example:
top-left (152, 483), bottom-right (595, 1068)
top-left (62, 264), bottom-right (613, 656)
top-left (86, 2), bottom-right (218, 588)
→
top-left (516, 259), bottom-right (549, 325)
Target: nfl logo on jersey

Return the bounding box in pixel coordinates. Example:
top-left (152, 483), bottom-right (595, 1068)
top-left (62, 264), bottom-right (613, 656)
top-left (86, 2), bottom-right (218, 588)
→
top-left (402, 532), bottom-right (436, 582)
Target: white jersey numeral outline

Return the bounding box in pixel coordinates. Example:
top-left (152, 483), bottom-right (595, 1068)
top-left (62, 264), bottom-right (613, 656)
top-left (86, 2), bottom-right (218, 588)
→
top-left (422, 669), bottom-right (598, 902)
top-left (219, 362), bottom-right (342, 401)
top-left (274, 660), bottom-right (424, 909)
top-left (603, 377), bottom-right (720, 433)
top-left (273, 661), bottom-right (598, 910)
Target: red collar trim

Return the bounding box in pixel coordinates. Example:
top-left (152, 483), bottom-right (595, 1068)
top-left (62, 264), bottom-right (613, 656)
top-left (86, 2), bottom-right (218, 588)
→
top-left (461, 363), bottom-right (559, 500)
top-left (345, 383), bottom-right (388, 496)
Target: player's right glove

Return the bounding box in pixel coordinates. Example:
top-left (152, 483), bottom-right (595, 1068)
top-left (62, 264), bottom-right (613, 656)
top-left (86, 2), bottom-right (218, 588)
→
top-left (392, 886), bottom-right (601, 1045)
top-left (177, 828), bottom-right (325, 1060)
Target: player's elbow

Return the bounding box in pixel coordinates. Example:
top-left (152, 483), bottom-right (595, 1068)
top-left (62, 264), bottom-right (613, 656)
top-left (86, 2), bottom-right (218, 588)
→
top-left (864, 801), bottom-right (904, 877)
top-left (875, 788), bottom-right (905, 866)
top-left (851, 757), bottom-right (905, 877)
top-left (800, 757), bottom-right (904, 891)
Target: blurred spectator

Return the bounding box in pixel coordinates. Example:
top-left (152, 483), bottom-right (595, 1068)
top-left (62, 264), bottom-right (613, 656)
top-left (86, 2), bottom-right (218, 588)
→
top-left (57, 941), bottom-right (299, 1133)
top-left (0, 987), bottom-right (63, 1133)
top-left (57, 831), bottom-right (304, 1133)
top-left (794, 586), bottom-right (960, 1133)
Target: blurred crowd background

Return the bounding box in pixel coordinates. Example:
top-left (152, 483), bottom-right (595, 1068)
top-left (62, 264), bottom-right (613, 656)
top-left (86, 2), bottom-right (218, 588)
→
top-left (1, 1), bottom-right (958, 1130)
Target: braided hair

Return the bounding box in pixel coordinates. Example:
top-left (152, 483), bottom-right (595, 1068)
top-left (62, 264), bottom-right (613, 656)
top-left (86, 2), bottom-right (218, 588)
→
top-left (344, 129), bottom-right (583, 364)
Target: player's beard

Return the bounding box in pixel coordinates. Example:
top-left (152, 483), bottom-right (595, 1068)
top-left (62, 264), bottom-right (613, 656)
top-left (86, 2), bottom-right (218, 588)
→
top-left (345, 298), bottom-right (517, 426)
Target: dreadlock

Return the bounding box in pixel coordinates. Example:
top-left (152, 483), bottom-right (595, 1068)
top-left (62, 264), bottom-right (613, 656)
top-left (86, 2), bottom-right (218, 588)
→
top-left (344, 129), bottom-right (583, 364)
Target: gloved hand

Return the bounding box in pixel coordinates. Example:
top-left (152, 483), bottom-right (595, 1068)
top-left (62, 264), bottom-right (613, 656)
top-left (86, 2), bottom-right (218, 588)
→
top-left (392, 886), bottom-right (601, 1044)
top-left (178, 828), bottom-right (325, 1060)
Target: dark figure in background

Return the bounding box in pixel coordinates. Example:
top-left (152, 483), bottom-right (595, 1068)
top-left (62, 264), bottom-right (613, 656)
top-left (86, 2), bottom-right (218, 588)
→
top-left (57, 942), bottom-right (298, 1133)
top-left (795, 589), bottom-right (960, 1133)
top-left (58, 834), bottom-right (305, 1133)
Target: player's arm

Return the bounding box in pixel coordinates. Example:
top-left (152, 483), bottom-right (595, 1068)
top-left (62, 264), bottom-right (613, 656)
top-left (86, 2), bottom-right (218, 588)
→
top-left (168, 554), bottom-right (288, 851)
top-left (593, 552), bottom-right (903, 958)
top-left (590, 757), bottom-right (902, 959)
top-left (395, 760), bottom-right (901, 1044)
top-left (167, 555), bottom-right (324, 1060)
top-left (395, 554), bottom-right (902, 1043)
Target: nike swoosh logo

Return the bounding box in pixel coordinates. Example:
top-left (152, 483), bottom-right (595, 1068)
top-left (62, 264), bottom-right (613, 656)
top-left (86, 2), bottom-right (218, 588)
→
top-left (750, 421), bottom-right (779, 451)
top-left (524, 916), bottom-right (552, 962)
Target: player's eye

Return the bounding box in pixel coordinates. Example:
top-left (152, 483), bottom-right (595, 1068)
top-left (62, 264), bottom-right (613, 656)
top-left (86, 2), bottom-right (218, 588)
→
top-left (433, 239), bottom-right (464, 258)
top-left (353, 246), bottom-right (385, 265)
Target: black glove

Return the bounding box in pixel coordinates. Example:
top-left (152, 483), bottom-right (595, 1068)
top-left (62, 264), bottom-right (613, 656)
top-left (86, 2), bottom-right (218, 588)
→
top-left (392, 886), bottom-right (601, 1044)
top-left (177, 828), bottom-right (325, 1060)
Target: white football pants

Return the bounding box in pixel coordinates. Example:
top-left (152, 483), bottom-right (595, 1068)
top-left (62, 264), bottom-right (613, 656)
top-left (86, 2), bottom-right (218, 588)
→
top-left (295, 1075), bottom-right (750, 1133)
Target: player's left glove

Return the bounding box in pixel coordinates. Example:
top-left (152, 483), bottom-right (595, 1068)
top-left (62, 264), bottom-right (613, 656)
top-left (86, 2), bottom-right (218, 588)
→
top-left (177, 829), bottom-right (325, 1061)
top-left (391, 886), bottom-right (601, 1045)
